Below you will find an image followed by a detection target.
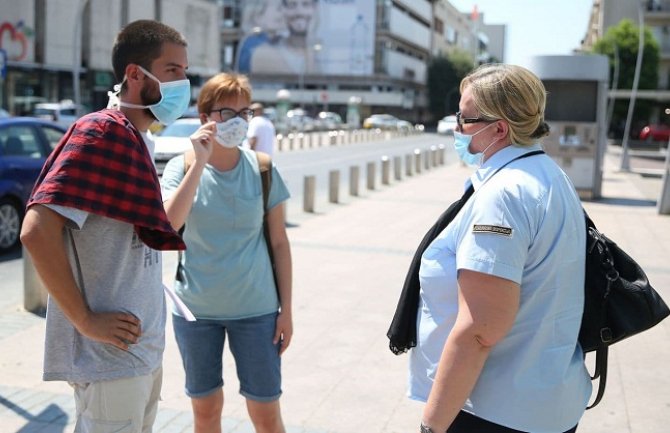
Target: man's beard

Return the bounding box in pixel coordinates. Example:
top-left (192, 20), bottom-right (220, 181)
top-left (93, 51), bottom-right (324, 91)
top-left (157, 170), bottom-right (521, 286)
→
top-left (140, 81), bottom-right (162, 120)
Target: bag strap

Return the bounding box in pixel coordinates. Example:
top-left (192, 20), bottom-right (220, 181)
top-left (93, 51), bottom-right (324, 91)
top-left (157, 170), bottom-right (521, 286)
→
top-left (255, 151), bottom-right (272, 212)
top-left (175, 151), bottom-right (195, 283)
top-left (254, 151), bottom-right (279, 300)
top-left (584, 215), bottom-right (617, 409)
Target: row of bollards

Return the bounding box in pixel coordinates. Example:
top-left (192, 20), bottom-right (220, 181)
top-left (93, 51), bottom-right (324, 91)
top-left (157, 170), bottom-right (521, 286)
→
top-left (302, 144), bottom-right (446, 212)
top-left (275, 127), bottom-right (421, 152)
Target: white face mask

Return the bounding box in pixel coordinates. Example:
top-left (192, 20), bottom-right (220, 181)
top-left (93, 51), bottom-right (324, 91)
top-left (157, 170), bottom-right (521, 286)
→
top-left (214, 117), bottom-right (249, 148)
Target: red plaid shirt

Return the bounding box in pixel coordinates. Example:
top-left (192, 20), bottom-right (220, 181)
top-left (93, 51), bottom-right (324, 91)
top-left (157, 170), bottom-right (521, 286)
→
top-left (28, 109), bottom-right (185, 251)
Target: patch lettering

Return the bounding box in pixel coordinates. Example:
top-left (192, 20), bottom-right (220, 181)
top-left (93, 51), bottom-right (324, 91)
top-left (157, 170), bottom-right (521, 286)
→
top-left (472, 224), bottom-right (513, 236)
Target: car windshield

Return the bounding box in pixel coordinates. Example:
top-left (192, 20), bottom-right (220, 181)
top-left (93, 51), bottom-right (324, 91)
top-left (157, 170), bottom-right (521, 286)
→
top-left (159, 122), bottom-right (200, 137)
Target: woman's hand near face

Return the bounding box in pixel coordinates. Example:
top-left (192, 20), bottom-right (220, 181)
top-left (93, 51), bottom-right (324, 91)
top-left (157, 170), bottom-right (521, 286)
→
top-left (189, 120), bottom-right (216, 166)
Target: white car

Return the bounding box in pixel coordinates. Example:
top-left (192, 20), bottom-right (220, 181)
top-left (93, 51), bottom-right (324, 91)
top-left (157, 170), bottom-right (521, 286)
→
top-left (32, 100), bottom-right (84, 128)
top-left (437, 115), bottom-right (458, 135)
top-left (154, 118), bottom-right (201, 175)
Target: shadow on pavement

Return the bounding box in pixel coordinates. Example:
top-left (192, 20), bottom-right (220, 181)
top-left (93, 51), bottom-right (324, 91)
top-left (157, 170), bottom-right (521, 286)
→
top-left (0, 395), bottom-right (68, 432)
top-left (0, 246), bottom-right (22, 263)
top-left (590, 197), bottom-right (657, 207)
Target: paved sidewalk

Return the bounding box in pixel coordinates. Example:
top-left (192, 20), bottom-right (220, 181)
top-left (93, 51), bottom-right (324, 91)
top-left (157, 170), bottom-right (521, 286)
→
top-left (1, 147), bottom-right (669, 432)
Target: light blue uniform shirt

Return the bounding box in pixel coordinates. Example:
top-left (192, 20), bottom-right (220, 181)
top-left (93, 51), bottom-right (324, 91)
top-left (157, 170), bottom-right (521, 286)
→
top-left (161, 148), bottom-right (290, 319)
top-left (409, 144), bottom-right (592, 433)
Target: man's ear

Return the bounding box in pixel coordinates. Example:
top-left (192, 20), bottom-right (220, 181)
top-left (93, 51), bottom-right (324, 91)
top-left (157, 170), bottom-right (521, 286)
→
top-left (124, 64), bottom-right (143, 83)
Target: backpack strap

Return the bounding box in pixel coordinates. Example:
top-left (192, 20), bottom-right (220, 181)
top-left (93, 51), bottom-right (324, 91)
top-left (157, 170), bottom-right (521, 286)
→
top-left (175, 151), bottom-right (195, 283)
top-left (255, 151), bottom-right (272, 212)
top-left (254, 151), bottom-right (279, 300)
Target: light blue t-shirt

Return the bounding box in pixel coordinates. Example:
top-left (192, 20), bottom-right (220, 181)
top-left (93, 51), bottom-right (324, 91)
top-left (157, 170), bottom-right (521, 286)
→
top-left (409, 145), bottom-right (592, 433)
top-left (161, 148), bottom-right (290, 319)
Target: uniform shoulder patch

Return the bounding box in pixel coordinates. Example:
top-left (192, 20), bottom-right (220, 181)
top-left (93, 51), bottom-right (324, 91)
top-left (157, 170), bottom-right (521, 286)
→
top-left (472, 224), bottom-right (513, 236)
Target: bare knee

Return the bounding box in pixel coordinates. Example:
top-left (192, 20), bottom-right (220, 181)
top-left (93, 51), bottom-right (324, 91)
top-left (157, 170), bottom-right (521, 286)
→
top-left (192, 390), bottom-right (223, 433)
top-left (247, 399), bottom-right (285, 433)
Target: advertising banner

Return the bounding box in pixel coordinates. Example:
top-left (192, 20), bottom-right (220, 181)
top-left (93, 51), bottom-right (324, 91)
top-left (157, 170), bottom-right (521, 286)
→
top-left (238, 0), bottom-right (375, 76)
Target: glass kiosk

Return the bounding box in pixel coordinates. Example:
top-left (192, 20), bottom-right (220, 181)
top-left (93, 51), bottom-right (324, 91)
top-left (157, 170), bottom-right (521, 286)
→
top-left (528, 55), bottom-right (609, 199)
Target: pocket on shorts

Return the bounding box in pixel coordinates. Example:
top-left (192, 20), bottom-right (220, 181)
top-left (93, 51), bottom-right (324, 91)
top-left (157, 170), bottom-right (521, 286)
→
top-left (77, 416), bottom-right (133, 433)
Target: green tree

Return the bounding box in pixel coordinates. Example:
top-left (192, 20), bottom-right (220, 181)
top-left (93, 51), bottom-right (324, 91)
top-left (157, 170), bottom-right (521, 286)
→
top-left (592, 19), bottom-right (660, 137)
top-left (426, 51), bottom-right (474, 122)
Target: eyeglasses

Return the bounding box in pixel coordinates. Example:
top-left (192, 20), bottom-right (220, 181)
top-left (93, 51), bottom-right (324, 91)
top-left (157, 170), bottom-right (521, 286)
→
top-left (456, 111), bottom-right (491, 131)
top-left (211, 107), bottom-right (254, 122)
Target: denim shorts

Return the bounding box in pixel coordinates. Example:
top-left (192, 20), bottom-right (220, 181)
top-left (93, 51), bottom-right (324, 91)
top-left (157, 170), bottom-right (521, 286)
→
top-left (172, 312), bottom-right (282, 402)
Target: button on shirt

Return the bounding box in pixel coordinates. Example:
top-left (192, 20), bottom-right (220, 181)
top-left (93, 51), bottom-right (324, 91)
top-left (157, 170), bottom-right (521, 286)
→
top-left (409, 144), bottom-right (592, 433)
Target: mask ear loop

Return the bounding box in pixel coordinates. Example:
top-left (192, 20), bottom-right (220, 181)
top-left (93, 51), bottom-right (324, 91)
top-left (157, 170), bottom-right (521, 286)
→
top-left (106, 79), bottom-right (126, 109)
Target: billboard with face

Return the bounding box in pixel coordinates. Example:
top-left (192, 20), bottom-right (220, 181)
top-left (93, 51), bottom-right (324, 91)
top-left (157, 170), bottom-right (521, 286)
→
top-left (238, 0), bottom-right (375, 76)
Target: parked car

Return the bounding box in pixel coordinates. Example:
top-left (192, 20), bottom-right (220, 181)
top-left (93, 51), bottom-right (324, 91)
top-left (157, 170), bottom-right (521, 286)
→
top-left (315, 111), bottom-right (344, 130)
top-left (0, 117), bottom-right (67, 253)
top-left (396, 119), bottom-right (414, 132)
top-left (362, 114), bottom-right (400, 130)
top-left (286, 109), bottom-right (316, 132)
top-left (638, 124), bottom-right (670, 142)
top-left (153, 118), bottom-right (201, 175)
top-left (32, 100), bottom-right (84, 128)
top-left (437, 115), bottom-right (458, 135)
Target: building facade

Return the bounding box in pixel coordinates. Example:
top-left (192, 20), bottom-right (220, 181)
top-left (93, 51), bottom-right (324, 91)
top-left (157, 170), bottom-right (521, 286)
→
top-left (0, 0), bottom-right (219, 116)
top-left (0, 0), bottom-right (501, 123)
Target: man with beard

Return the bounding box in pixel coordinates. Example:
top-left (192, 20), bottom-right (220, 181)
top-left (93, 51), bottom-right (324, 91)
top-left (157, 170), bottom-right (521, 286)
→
top-left (20, 20), bottom-right (190, 432)
top-left (250, 0), bottom-right (319, 74)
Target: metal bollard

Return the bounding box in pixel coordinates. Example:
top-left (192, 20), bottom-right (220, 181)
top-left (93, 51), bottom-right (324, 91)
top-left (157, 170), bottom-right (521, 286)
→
top-left (276, 134), bottom-right (283, 152)
top-left (23, 245), bottom-right (49, 315)
top-left (288, 133), bottom-right (295, 151)
top-left (430, 145), bottom-right (438, 167)
top-left (297, 133), bottom-right (305, 149)
top-left (658, 145), bottom-right (670, 214)
top-left (414, 149), bottom-right (422, 173)
top-left (350, 166), bottom-right (360, 196)
top-left (405, 154), bottom-right (413, 176)
top-left (394, 155), bottom-right (402, 181)
top-left (381, 156), bottom-right (390, 185)
top-left (438, 144), bottom-right (446, 165)
top-left (303, 175), bottom-right (316, 213)
top-left (329, 170), bottom-right (340, 203)
top-left (366, 161), bottom-right (376, 190)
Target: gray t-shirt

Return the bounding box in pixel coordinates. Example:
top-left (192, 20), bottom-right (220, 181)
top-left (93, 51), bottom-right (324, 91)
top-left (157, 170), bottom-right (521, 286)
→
top-left (42, 204), bottom-right (165, 383)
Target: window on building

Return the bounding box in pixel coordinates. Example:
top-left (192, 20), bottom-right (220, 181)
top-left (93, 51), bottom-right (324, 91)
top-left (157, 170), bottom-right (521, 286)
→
top-left (434, 18), bottom-right (444, 35)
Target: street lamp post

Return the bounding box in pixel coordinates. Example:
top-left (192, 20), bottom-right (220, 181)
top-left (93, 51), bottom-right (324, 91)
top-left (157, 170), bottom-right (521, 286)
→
top-left (620, 1), bottom-right (645, 171)
top-left (298, 43), bottom-right (321, 109)
top-left (72, 0), bottom-right (89, 116)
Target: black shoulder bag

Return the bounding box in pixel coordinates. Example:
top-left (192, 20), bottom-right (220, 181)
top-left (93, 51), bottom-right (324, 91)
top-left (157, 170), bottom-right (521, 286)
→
top-left (580, 212), bottom-right (669, 408)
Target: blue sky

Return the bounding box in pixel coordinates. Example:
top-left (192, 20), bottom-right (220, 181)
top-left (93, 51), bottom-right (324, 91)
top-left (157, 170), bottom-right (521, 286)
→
top-left (447, 0), bottom-right (594, 66)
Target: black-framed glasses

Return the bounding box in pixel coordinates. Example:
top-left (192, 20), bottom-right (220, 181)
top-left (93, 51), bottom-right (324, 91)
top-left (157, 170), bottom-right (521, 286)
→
top-left (456, 111), bottom-right (490, 131)
top-left (211, 107), bottom-right (253, 122)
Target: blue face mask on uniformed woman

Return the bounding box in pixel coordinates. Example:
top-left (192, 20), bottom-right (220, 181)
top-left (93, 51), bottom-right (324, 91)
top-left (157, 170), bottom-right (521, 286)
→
top-left (453, 122), bottom-right (497, 166)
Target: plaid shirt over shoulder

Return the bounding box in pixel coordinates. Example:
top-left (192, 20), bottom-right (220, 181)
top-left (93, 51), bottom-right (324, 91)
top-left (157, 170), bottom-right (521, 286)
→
top-left (29, 109), bottom-right (185, 251)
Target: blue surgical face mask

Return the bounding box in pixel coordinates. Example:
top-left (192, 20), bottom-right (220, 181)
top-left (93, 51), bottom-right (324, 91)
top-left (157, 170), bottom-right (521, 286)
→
top-left (108, 66), bottom-right (191, 125)
top-left (453, 122), bottom-right (497, 166)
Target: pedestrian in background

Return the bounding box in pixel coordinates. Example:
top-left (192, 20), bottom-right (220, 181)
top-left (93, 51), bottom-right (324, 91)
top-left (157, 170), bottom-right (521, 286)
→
top-left (160, 73), bottom-right (292, 433)
top-left (20, 20), bottom-right (190, 432)
top-left (247, 102), bottom-right (277, 155)
top-left (404, 64), bottom-right (591, 432)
